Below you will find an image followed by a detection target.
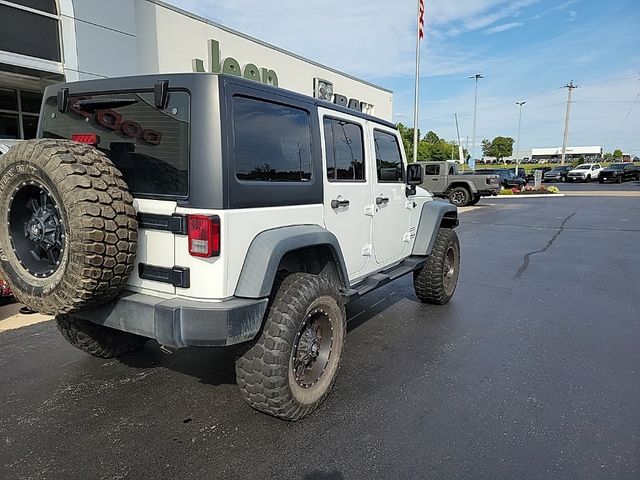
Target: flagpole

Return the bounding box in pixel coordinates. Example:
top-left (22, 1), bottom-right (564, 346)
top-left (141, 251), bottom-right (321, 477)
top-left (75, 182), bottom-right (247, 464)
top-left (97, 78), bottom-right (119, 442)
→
top-left (412, 1), bottom-right (422, 163)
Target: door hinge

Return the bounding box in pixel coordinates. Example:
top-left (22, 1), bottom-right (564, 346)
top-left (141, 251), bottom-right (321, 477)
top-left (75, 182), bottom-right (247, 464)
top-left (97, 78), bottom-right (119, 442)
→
top-left (364, 204), bottom-right (375, 216)
top-left (362, 244), bottom-right (372, 256)
top-left (405, 200), bottom-right (415, 209)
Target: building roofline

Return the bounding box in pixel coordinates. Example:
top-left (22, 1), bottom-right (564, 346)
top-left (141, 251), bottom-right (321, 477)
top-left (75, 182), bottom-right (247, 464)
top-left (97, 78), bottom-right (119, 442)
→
top-left (146, 0), bottom-right (393, 94)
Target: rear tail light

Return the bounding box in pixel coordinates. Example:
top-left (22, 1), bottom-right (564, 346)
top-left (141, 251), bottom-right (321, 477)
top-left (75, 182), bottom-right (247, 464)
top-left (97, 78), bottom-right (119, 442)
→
top-left (188, 215), bottom-right (220, 257)
top-left (71, 133), bottom-right (100, 146)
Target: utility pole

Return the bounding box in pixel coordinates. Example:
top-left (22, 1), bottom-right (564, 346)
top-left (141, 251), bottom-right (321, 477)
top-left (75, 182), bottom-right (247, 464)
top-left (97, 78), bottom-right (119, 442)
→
top-left (560, 80), bottom-right (578, 166)
top-left (515, 101), bottom-right (526, 175)
top-left (469, 74), bottom-right (483, 164)
top-left (454, 113), bottom-right (464, 164)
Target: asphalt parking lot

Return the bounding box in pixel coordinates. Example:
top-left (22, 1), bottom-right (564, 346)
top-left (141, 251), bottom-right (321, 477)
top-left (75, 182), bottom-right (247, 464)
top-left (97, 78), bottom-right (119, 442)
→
top-left (1, 187), bottom-right (639, 479)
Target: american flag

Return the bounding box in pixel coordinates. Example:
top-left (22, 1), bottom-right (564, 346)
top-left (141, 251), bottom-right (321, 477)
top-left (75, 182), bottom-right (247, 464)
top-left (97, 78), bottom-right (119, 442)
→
top-left (418, 0), bottom-right (425, 40)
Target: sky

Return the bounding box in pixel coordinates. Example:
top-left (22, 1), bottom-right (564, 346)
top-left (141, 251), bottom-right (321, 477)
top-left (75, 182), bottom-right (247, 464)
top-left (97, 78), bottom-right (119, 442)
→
top-left (167, 0), bottom-right (639, 158)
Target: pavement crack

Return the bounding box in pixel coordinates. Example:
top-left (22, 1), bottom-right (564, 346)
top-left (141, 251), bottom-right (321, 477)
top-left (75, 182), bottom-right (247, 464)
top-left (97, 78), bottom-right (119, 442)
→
top-left (515, 211), bottom-right (576, 279)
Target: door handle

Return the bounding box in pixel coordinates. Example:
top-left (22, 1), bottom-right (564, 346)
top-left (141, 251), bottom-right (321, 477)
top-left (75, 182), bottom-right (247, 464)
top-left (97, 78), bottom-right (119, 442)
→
top-left (376, 196), bottom-right (390, 205)
top-left (331, 198), bottom-right (350, 209)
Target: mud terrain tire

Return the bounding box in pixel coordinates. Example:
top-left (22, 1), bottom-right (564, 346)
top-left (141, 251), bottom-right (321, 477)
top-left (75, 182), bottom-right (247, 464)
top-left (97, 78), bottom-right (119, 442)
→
top-left (235, 272), bottom-right (346, 421)
top-left (0, 139), bottom-right (137, 315)
top-left (56, 314), bottom-right (148, 358)
top-left (413, 228), bottom-right (460, 304)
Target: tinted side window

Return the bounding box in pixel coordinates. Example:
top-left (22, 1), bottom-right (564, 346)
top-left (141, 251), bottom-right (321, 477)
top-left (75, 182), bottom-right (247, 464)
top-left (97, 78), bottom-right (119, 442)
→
top-left (373, 130), bottom-right (404, 182)
top-left (323, 118), bottom-right (364, 181)
top-left (423, 164), bottom-right (440, 175)
top-left (233, 96), bottom-right (311, 182)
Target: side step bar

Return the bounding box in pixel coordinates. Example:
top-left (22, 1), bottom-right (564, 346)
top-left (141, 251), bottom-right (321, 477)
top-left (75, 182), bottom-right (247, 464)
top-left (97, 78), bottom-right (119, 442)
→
top-left (344, 256), bottom-right (426, 303)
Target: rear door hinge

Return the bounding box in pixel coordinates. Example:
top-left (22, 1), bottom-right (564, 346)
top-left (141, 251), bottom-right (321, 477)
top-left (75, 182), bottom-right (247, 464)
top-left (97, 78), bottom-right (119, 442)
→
top-left (362, 244), bottom-right (373, 256)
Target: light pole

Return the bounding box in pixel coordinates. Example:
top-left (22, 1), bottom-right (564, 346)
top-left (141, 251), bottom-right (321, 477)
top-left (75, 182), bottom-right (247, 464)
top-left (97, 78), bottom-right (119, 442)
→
top-left (515, 101), bottom-right (526, 175)
top-left (469, 74), bottom-right (483, 165)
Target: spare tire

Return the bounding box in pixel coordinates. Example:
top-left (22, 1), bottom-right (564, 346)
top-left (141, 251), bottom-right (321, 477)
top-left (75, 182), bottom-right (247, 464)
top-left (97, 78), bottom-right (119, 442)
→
top-left (0, 139), bottom-right (137, 315)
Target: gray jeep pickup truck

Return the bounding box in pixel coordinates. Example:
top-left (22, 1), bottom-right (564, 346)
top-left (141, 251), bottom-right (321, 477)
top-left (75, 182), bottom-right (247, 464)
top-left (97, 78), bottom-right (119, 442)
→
top-left (417, 161), bottom-right (500, 207)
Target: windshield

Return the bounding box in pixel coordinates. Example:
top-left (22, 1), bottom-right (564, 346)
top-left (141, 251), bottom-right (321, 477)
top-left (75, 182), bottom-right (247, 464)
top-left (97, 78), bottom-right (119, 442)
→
top-left (574, 164), bottom-right (591, 170)
top-left (41, 91), bottom-right (190, 198)
top-left (607, 164), bottom-right (624, 169)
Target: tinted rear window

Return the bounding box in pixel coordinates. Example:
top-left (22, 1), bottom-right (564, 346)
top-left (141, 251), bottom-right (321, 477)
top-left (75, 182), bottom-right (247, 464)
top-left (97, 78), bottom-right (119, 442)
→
top-left (41, 91), bottom-right (190, 198)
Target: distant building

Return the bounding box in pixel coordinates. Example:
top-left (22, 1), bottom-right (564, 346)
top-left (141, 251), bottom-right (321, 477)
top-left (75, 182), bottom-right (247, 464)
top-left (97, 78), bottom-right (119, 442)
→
top-left (531, 146), bottom-right (602, 162)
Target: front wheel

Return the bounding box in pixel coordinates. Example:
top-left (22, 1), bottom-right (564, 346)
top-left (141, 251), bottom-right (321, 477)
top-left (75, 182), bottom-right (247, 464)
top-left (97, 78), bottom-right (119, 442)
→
top-left (598, 178), bottom-right (604, 184)
top-left (586, 175), bottom-right (591, 182)
top-left (448, 187), bottom-right (471, 207)
top-left (235, 273), bottom-right (346, 421)
top-left (413, 228), bottom-right (460, 305)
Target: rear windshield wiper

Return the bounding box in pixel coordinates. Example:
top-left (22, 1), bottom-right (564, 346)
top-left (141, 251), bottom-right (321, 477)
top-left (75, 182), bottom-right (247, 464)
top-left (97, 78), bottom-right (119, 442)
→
top-left (72, 98), bottom-right (138, 112)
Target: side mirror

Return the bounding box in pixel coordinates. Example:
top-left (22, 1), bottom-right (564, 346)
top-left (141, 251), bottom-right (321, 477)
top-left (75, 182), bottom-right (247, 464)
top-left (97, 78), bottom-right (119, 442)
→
top-left (406, 163), bottom-right (423, 186)
top-left (405, 163), bottom-right (423, 197)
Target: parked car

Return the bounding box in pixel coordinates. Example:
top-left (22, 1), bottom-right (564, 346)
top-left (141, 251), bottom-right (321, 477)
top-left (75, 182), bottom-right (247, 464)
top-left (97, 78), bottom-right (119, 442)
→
top-left (418, 161), bottom-right (500, 207)
top-left (567, 163), bottom-right (603, 182)
top-left (543, 166), bottom-right (573, 182)
top-left (468, 168), bottom-right (526, 189)
top-left (508, 168), bottom-right (528, 182)
top-left (526, 167), bottom-right (552, 182)
top-left (0, 72), bottom-right (460, 421)
top-left (598, 163), bottom-right (640, 183)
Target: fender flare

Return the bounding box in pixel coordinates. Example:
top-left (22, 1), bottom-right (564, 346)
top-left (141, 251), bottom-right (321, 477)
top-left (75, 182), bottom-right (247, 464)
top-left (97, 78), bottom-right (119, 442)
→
top-left (412, 200), bottom-right (458, 256)
top-left (234, 225), bottom-right (349, 298)
top-left (447, 180), bottom-right (478, 194)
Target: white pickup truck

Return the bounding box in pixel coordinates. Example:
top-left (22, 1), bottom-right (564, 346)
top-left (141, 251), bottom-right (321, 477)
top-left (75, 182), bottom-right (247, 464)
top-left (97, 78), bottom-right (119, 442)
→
top-left (567, 163), bottom-right (603, 182)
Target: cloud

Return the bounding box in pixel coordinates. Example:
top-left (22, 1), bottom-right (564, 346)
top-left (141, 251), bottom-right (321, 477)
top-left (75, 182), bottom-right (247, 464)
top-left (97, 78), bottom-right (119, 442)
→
top-left (485, 22), bottom-right (524, 34)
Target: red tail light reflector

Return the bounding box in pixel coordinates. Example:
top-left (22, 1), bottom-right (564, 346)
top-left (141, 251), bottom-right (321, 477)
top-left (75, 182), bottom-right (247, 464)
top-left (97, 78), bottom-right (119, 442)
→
top-left (71, 133), bottom-right (100, 146)
top-left (188, 215), bottom-right (220, 257)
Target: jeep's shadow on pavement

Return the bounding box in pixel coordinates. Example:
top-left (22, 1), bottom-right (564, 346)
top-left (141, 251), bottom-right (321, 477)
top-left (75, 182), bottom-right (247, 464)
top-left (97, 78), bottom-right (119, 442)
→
top-left (117, 343), bottom-right (239, 386)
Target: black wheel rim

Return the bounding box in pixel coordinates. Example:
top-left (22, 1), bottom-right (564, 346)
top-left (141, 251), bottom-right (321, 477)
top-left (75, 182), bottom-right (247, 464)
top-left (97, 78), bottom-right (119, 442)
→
top-left (8, 181), bottom-right (65, 278)
top-left (443, 246), bottom-right (457, 294)
top-left (292, 308), bottom-right (334, 388)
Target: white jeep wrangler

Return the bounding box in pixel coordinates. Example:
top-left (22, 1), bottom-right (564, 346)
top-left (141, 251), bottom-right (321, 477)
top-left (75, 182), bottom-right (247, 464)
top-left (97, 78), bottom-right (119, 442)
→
top-left (0, 74), bottom-right (460, 420)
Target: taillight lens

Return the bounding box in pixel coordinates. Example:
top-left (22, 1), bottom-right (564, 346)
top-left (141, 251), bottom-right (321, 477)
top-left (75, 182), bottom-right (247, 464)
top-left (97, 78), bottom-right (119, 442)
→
top-left (71, 133), bottom-right (100, 146)
top-left (188, 215), bottom-right (220, 257)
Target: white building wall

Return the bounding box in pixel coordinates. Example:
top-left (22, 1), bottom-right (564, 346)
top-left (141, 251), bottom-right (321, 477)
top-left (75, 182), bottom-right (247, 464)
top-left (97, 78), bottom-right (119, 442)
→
top-left (60, 0), bottom-right (393, 119)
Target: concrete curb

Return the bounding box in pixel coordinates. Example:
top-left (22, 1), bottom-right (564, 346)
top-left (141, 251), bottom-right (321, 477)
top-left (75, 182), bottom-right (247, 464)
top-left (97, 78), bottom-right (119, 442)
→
top-left (494, 193), bottom-right (565, 199)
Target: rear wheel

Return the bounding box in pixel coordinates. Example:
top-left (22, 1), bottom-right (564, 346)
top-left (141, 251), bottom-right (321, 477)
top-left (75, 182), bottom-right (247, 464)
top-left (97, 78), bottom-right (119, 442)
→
top-left (56, 315), bottom-right (148, 358)
top-left (235, 272), bottom-right (346, 421)
top-left (447, 187), bottom-right (471, 207)
top-left (413, 228), bottom-right (460, 305)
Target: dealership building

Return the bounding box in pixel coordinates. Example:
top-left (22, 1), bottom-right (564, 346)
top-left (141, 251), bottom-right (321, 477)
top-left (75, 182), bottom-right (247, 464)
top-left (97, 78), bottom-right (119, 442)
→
top-left (530, 146), bottom-right (603, 162)
top-left (0, 0), bottom-right (393, 144)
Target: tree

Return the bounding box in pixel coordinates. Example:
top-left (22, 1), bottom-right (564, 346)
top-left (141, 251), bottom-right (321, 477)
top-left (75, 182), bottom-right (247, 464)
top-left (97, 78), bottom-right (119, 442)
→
top-left (395, 124), bottom-right (461, 162)
top-left (397, 123), bottom-right (420, 162)
top-left (613, 149), bottom-right (623, 158)
top-left (424, 131), bottom-right (440, 144)
top-left (482, 136), bottom-right (514, 163)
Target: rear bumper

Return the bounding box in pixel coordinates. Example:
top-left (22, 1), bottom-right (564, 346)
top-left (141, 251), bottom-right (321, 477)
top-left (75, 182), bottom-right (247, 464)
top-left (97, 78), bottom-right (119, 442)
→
top-left (72, 291), bottom-right (269, 348)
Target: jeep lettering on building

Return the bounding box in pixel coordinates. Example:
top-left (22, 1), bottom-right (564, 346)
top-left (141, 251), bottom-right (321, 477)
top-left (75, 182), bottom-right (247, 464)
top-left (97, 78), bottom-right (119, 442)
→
top-left (192, 38), bottom-right (279, 86)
